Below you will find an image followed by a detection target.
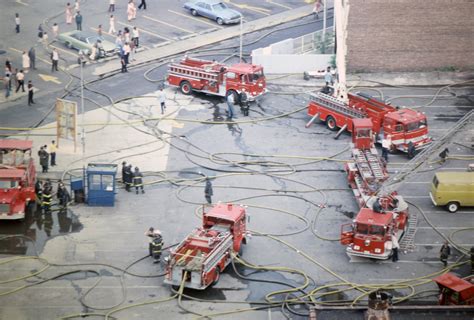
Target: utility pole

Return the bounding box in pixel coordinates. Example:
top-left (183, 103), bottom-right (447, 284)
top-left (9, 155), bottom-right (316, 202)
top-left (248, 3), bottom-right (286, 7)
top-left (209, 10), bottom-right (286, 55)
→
top-left (322, 0), bottom-right (327, 47)
top-left (239, 13), bottom-right (243, 62)
top-left (334, 0), bottom-right (349, 103)
top-left (79, 53), bottom-right (85, 156)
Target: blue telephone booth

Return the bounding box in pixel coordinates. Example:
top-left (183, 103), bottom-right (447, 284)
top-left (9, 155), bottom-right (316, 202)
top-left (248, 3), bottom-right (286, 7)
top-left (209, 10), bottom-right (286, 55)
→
top-left (86, 163), bottom-right (117, 206)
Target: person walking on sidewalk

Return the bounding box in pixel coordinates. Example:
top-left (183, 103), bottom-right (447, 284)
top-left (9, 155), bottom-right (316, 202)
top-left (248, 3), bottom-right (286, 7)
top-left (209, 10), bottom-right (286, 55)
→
top-left (22, 51), bottom-right (30, 73)
top-left (15, 13), bottom-right (21, 33)
top-left (138, 0), bottom-right (146, 10)
top-left (66, 3), bottom-right (73, 24)
top-left (28, 81), bottom-right (35, 105)
top-left (3, 73), bottom-right (11, 98)
top-left (75, 11), bottom-right (83, 31)
top-left (51, 48), bottom-right (59, 72)
top-left (157, 87), bottom-right (166, 114)
top-left (28, 47), bottom-right (36, 70)
top-left (108, 0), bottom-right (115, 12)
top-left (15, 70), bottom-right (25, 93)
top-left (74, 0), bottom-right (80, 12)
top-left (108, 15), bottom-right (116, 34)
top-left (120, 56), bottom-right (127, 73)
top-left (313, 1), bottom-right (322, 19)
top-left (49, 140), bottom-right (57, 166)
top-left (127, 0), bottom-right (136, 22)
top-left (132, 26), bottom-right (139, 50)
top-left (52, 23), bottom-right (59, 38)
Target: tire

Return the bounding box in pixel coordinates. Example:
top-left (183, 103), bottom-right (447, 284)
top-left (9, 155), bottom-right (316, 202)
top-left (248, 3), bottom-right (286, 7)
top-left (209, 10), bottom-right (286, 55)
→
top-left (216, 18), bottom-right (224, 25)
top-left (66, 42), bottom-right (73, 49)
top-left (212, 267), bottom-right (221, 285)
top-left (326, 115), bottom-right (337, 131)
top-left (447, 202), bottom-right (459, 213)
top-left (191, 9), bottom-right (198, 16)
top-left (180, 81), bottom-right (192, 95)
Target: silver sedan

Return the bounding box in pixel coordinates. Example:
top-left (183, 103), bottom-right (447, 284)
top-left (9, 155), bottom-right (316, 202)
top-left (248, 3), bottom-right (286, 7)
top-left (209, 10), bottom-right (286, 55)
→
top-left (184, 0), bottom-right (242, 25)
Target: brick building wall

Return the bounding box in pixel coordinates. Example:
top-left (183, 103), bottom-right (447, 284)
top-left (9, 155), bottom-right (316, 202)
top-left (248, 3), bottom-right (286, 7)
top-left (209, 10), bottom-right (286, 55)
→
top-left (346, 0), bottom-right (474, 72)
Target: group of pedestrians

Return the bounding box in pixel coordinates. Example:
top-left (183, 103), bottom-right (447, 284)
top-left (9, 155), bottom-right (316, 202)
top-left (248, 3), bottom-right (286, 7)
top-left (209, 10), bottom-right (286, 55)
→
top-left (121, 161), bottom-right (145, 194)
top-left (3, 57), bottom-right (35, 104)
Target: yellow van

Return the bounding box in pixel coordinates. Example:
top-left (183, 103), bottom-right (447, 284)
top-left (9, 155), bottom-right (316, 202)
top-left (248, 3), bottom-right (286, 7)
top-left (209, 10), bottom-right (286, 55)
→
top-left (430, 172), bottom-right (474, 212)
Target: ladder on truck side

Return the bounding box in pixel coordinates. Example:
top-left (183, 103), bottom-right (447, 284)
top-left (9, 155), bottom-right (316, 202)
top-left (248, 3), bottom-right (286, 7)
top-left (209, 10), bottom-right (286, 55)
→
top-left (311, 92), bottom-right (366, 119)
top-left (169, 63), bottom-right (220, 82)
top-left (353, 149), bottom-right (386, 182)
top-left (202, 233), bottom-right (233, 275)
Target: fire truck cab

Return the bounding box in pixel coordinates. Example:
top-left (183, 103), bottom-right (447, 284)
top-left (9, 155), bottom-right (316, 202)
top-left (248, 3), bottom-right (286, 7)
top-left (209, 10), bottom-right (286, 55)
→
top-left (165, 203), bottom-right (247, 290)
top-left (0, 140), bottom-right (36, 220)
top-left (434, 273), bottom-right (474, 305)
top-left (167, 57), bottom-right (266, 101)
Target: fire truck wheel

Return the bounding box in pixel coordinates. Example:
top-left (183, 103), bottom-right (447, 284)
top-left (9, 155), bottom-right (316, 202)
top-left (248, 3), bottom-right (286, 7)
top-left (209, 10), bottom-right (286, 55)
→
top-left (326, 115), bottom-right (338, 131)
top-left (216, 18), bottom-right (224, 25)
top-left (212, 267), bottom-right (221, 285)
top-left (191, 9), bottom-right (198, 16)
top-left (179, 81), bottom-right (192, 95)
top-left (447, 202), bottom-right (459, 213)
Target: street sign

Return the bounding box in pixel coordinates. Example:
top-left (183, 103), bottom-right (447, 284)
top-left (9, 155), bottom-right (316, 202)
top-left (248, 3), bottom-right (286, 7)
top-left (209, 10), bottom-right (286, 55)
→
top-left (56, 98), bottom-right (77, 152)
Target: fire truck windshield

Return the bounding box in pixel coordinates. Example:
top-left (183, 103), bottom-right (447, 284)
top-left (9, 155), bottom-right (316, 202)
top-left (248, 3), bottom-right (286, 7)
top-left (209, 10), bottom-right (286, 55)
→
top-left (406, 119), bottom-right (427, 131)
top-left (356, 223), bottom-right (385, 236)
top-left (0, 180), bottom-right (19, 189)
top-left (249, 70), bottom-right (264, 82)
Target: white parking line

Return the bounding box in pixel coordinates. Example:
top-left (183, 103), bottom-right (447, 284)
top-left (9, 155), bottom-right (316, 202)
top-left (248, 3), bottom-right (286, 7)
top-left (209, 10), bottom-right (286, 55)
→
top-left (49, 45), bottom-right (79, 58)
top-left (266, 0), bottom-right (292, 10)
top-left (143, 15), bottom-right (196, 34)
top-left (117, 21), bottom-right (172, 41)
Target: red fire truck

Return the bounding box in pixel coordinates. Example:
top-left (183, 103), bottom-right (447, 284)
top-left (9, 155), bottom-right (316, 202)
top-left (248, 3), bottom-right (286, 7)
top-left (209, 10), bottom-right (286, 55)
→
top-left (340, 119), bottom-right (409, 259)
top-left (166, 56), bottom-right (266, 101)
top-left (434, 273), bottom-right (474, 305)
top-left (164, 203), bottom-right (247, 290)
top-left (306, 91), bottom-right (432, 153)
top-left (0, 140), bottom-right (37, 220)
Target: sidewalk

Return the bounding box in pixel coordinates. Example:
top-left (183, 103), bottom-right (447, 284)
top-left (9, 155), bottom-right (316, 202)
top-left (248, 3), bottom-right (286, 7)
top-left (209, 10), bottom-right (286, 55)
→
top-left (93, 4), bottom-right (315, 76)
top-left (266, 71), bottom-right (474, 87)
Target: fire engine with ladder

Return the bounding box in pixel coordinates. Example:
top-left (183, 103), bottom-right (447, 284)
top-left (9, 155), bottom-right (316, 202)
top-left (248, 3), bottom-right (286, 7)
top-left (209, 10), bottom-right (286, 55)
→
top-left (305, 1), bottom-right (431, 155)
top-left (166, 56), bottom-right (266, 101)
top-left (0, 140), bottom-right (37, 220)
top-left (164, 203), bottom-right (247, 290)
top-left (340, 119), bottom-right (409, 259)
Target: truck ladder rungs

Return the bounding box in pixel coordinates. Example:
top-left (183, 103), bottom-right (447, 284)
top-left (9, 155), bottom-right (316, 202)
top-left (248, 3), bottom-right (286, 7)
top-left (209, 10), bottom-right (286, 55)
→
top-left (311, 93), bottom-right (366, 119)
top-left (399, 212), bottom-right (418, 252)
top-left (203, 234), bottom-right (233, 273)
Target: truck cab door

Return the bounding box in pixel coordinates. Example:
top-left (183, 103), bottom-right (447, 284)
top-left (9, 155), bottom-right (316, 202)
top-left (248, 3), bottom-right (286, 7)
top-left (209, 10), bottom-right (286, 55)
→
top-left (340, 223), bottom-right (354, 245)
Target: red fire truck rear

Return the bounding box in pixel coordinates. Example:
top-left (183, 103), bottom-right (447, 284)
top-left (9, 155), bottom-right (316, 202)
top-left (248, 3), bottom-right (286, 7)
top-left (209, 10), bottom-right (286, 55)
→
top-left (306, 91), bottom-right (432, 153)
top-left (434, 273), bottom-right (474, 305)
top-left (340, 119), bottom-right (409, 259)
top-left (0, 140), bottom-right (37, 220)
top-left (164, 203), bottom-right (247, 290)
top-left (166, 56), bottom-right (266, 101)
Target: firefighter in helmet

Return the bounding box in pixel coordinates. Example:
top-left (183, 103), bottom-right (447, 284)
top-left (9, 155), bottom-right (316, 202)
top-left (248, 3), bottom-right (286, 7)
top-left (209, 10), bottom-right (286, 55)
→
top-left (145, 227), bottom-right (163, 263)
top-left (239, 89), bottom-right (249, 116)
top-left (42, 179), bottom-right (53, 211)
top-left (133, 167), bottom-right (144, 194)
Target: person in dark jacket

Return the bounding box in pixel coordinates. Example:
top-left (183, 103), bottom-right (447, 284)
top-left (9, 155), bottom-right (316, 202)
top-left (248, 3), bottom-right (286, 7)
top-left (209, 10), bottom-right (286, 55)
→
top-left (75, 11), bottom-right (83, 30)
top-left (124, 164), bottom-right (133, 192)
top-left (42, 179), bottom-right (53, 211)
top-left (121, 161), bottom-right (127, 184)
top-left (133, 167), bottom-right (144, 194)
top-left (440, 241), bottom-right (451, 267)
top-left (439, 148), bottom-right (449, 164)
top-left (204, 178), bottom-right (213, 204)
top-left (38, 146), bottom-right (49, 173)
top-left (35, 180), bottom-right (43, 203)
top-left (239, 89), bottom-right (249, 116)
top-left (57, 181), bottom-right (71, 207)
top-left (407, 141), bottom-right (416, 159)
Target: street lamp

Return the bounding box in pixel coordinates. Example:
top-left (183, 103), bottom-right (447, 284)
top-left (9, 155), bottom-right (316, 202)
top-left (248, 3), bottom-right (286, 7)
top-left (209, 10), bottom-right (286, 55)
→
top-left (78, 51), bottom-right (85, 156)
top-left (239, 13), bottom-right (243, 62)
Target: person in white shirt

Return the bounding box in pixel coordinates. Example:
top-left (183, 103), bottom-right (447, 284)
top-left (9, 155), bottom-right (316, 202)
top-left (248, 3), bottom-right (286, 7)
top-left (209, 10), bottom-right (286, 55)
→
top-left (381, 134), bottom-right (391, 162)
top-left (52, 23), bottom-right (59, 38)
top-left (391, 234), bottom-right (399, 262)
top-left (157, 87), bottom-right (166, 114)
top-left (15, 13), bottom-right (21, 33)
top-left (108, 15), bottom-right (116, 34)
top-left (132, 26), bottom-right (139, 50)
top-left (51, 48), bottom-right (59, 72)
top-left (15, 70), bottom-right (25, 93)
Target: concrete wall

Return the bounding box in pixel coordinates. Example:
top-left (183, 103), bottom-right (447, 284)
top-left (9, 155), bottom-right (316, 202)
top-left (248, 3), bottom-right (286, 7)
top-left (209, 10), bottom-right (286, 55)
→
top-left (346, 0), bottom-right (474, 72)
top-left (252, 54), bottom-right (332, 73)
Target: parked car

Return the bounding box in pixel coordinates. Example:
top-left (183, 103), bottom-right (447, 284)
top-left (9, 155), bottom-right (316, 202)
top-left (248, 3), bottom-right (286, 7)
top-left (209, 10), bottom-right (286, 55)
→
top-left (57, 31), bottom-right (118, 58)
top-left (183, 0), bottom-right (241, 25)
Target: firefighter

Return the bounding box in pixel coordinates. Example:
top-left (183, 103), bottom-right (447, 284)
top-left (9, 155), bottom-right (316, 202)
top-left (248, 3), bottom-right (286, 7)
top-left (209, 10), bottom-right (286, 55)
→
top-left (204, 178), bottom-right (213, 204)
top-left (391, 234), bottom-right (400, 262)
top-left (440, 241), bottom-right (451, 267)
top-left (372, 198), bottom-right (383, 213)
top-left (407, 141), bottom-right (416, 159)
top-left (145, 227), bottom-right (163, 262)
top-left (133, 166), bottom-right (144, 194)
top-left (35, 180), bottom-right (43, 203)
top-left (42, 179), bottom-right (53, 211)
top-left (439, 148), bottom-right (449, 164)
top-left (57, 181), bottom-right (71, 208)
top-left (121, 161), bottom-right (127, 184)
top-left (239, 89), bottom-right (249, 116)
top-left (124, 164), bottom-right (133, 192)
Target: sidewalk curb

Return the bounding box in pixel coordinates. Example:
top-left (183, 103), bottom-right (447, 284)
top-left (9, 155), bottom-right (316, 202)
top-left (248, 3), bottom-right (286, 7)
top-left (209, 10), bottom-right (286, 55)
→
top-left (93, 4), bottom-right (315, 77)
